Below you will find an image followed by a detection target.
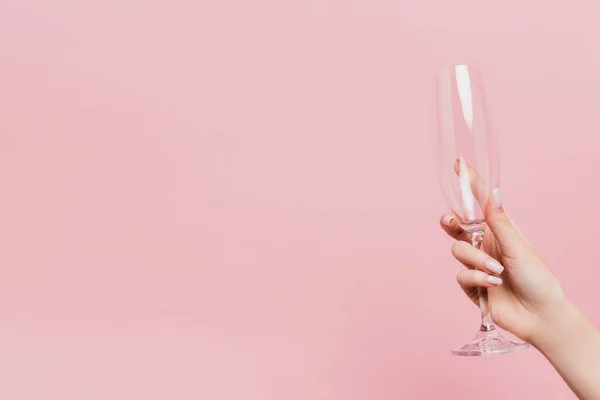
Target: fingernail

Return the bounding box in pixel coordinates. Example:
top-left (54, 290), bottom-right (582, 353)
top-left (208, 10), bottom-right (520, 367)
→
top-left (485, 259), bottom-right (504, 274)
top-left (492, 189), bottom-right (503, 209)
top-left (442, 215), bottom-right (454, 226)
top-left (487, 276), bottom-right (503, 286)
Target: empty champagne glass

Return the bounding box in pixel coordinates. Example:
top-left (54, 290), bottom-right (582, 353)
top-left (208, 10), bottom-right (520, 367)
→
top-left (435, 64), bottom-right (529, 356)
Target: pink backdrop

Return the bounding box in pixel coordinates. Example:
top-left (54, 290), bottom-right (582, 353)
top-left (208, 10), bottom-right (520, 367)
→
top-left (1, 0), bottom-right (599, 398)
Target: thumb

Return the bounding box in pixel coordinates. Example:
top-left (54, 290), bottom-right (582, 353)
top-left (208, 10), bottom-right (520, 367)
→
top-left (485, 189), bottom-right (526, 259)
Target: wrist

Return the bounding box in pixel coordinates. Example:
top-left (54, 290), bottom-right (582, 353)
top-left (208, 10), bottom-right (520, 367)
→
top-left (529, 299), bottom-right (588, 352)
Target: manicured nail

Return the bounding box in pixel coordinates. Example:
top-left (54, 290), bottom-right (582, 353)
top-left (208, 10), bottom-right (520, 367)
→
top-left (492, 189), bottom-right (503, 209)
top-left (485, 259), bottom-right (504, 274)
top-left (487, 276), bottom-right (503, 286)
top-left (442, 215), bottom-right (454, 226)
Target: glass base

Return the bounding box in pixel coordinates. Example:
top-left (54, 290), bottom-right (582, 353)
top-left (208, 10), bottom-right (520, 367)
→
top-left (452, 328), bottom-right (529, 356)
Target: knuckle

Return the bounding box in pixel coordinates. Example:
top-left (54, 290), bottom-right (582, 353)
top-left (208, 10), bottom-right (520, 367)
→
top-left (451, 241), bottom-right (466, 257)
top-left (474, 270), bottom-right (486, 283)
top-left (494, 213), bottom-right (512, 227)
top-left (499, 218), bottom-right (512, 228)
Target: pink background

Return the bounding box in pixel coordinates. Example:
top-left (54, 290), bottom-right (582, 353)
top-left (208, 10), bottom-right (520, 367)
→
top-left (1, 0), bottom-right (599, 398)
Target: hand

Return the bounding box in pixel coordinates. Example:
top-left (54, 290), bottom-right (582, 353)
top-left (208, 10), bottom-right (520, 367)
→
top-left (439, 189), bottom-right (568, 344)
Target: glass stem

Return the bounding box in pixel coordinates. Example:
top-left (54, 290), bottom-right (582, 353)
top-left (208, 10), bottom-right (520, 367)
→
top-left (469, 229), bottom-right (495, 332)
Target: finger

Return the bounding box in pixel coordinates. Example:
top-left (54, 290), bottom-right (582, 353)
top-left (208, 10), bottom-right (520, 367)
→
top-left (439, 214), bottom-right (470, 242)
top-left (503, 208), bottom-right (535, 249)
top-left (452, 241), bottom-right (505, 275)
top-left (456, 269), bottom-right (503, 290)
top-left (454, 163), bottom-right (530, 250)
top-left (484, 189), bottom-right (528, 259)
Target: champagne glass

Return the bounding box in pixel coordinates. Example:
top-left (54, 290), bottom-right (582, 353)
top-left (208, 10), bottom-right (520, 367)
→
top-left (435, 64), bottom-right (529, 356)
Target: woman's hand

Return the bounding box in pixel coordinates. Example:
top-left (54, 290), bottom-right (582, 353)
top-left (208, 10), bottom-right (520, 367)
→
top-left (441, 189), bottom-right (600, 400)
top-left (439, 189), bottom-right (568, 344)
